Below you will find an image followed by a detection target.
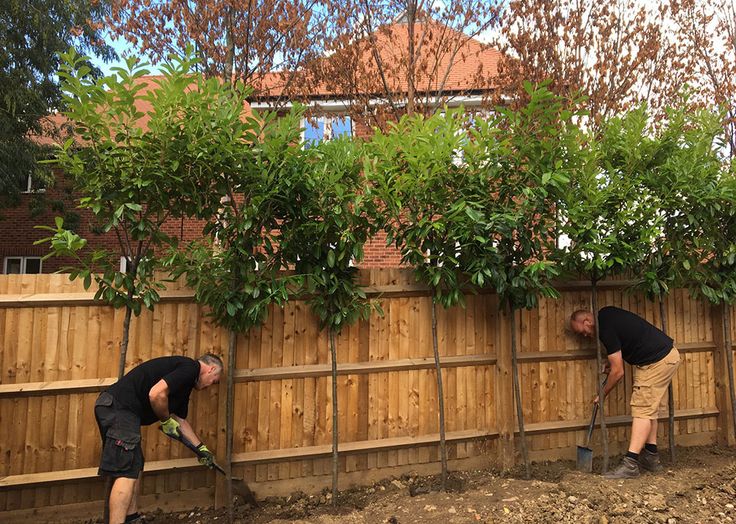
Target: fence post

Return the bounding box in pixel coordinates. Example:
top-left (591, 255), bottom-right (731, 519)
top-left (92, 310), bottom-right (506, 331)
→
top-left (495, 302), bottom-right (515, 470)
top-left (711, 304), bottom-right (736, 446)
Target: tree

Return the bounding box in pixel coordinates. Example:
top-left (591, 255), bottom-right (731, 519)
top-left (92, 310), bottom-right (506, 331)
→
top-left (464, 83), bottom-right (582, 478)
top-left (496, 0), bottom-right (693, 130)
top-left (682, 161), bottom-right (736, 444)
top-left (315, 0), bottom-right (500, 130)
top-left (108, 0), bottom-right (329, 100)
top-left (558, 105), bottom-right (667, 473)
top-left (672, 0), bottom-right (736, 158)
top-left (169, 103), bottom-right (308, 520)
top-left (365, 108), bottom-right (488, 489)
top-left (630, 103), bottom-right (725, 460)
top-left (0, 0), bottom-right (115, 209)
top-left (37, 50), bottom-right (246, 379)
top-left (278, 136), bottom-right (383, 502)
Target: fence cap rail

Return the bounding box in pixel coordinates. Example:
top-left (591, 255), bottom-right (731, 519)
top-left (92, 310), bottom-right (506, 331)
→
top-left (0, 279), bottom-right (641, 308)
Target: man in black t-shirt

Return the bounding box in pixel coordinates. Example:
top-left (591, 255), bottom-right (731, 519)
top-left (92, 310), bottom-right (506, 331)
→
top-left (94, 354), bottom-right (223, 523)
top-left (570, 307), bottom-right (680, 479)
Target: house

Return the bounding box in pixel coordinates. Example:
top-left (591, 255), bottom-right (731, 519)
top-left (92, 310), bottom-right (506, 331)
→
top-left (0, 15), bottom-right (501, 274)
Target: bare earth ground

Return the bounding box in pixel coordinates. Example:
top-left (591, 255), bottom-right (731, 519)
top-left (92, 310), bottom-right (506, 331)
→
top-left (88, 446), bottom-right (736, 524)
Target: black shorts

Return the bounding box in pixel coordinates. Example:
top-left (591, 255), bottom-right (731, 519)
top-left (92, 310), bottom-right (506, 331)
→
top-left (94, 391), bottom-right (144, 479)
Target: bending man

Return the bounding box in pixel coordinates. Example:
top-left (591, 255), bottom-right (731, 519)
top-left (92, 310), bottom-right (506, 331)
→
top-left (95, 353), bottom-right (223, 523)
top-left (569, 306), bottom-right (680, 479)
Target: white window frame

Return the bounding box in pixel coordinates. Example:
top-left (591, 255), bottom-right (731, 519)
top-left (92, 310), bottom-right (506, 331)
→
top-left (3, 256), bottom-right (43, 274)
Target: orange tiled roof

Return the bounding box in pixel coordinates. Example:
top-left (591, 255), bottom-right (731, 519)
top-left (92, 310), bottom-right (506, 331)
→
top-left (34, 18), bottom-right (499, 144)
top-left (251, 18), bottom-right (501, 100)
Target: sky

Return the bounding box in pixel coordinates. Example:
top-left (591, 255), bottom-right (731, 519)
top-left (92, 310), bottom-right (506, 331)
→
top-left (95, 32), bottom-right (157, 76)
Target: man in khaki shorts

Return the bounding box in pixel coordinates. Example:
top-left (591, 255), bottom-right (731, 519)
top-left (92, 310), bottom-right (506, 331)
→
top-left (569, 306), bottom-right (681, 479)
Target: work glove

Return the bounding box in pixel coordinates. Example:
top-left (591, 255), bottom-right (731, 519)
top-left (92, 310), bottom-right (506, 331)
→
top-left (197, 443), bottom-right (215, 468)
top-left (160, 416), bottom-right (181, 438)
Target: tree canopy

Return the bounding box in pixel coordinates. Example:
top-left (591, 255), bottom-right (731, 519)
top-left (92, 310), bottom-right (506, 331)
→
top-left (0, 0), bottom-right (115, 208)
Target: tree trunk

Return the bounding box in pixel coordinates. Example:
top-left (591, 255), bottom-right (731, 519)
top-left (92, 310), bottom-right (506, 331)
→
top-left (225, 329), bottom-right (237, 523)
top-left (110, 289), bottom-right (135, 522)
top-left (591, 281), bottom-right (609, 473)
top-left (118, 304), bottom-right (133, 379)
top-left (406, 0), bottom-right (416, 115)
top-left (225, 6), bottom-right (235, 85)
top-left (431, 301), bottom-right (448, 490)
top-left (510, 304), bottom-right (530, 479)
top-left (330, 328), bottom-right (339, 503)
top-left (723, 305), bottom-right (736, 442)
top-left (659, 299), bottom-right (676, 462)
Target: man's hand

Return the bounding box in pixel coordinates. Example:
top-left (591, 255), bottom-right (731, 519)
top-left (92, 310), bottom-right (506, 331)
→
top-left (160, 416), bottom-right (181, 438)
top-left (197, 443), bottom-right (215, 468)
top-left (592, 395), bottom-right (600, 405)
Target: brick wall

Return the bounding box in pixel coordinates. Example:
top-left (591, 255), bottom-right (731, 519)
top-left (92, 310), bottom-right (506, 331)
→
top-left (0, 164), bottom-right (403, 274)
top-left (0, 170), bottom-right (208, 274)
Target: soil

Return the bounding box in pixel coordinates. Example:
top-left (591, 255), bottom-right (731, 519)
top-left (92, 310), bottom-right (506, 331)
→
top-left (87, 446), bottom-right (736, 523)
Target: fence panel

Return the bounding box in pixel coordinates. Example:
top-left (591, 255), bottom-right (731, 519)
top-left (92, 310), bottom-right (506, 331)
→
top-left (0, 270), bottom-right (732, 521)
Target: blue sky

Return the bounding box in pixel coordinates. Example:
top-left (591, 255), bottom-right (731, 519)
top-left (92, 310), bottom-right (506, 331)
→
top-left (94, 32), bottom-right (158, 76)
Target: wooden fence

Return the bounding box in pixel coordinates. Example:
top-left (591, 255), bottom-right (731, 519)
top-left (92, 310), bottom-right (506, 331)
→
top-left (0, 270), bottom-right (734, 522)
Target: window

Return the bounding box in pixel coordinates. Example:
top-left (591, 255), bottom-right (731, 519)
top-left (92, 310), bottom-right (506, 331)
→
top-left (3, 256), bottom-right (43, 274)
top-left (304, 118), bottom-right (325, 146)
top-left (303, 116), bottom-right (352, 146)
top-left (20, 173), bottom-right (46, 194)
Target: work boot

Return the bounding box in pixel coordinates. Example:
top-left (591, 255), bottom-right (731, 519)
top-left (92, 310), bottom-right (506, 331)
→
top-left (638, 449), bottom-right (663, 472)
top-left (603, 456), bottom-right (640, 479)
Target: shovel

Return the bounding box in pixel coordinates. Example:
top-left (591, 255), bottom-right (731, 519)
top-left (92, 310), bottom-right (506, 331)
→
top-left (164, 430), bottom-right (258, 506)
top-left (576, 376), bottom-right (608, 473)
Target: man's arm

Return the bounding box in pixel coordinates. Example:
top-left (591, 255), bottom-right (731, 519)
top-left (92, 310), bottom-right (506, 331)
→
top-left (149, 379), bottom-right (171, 421)
top-left (171, 416), bottom-right (203, 446)
top-left (602, 351), bottom-right (624, 398)
top-left (171, 415), bottom-right (215, 467)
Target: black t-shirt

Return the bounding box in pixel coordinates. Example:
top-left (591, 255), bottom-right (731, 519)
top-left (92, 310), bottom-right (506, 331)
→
top-left (598, 306), bottom-right (673, 366)
top-left (107, 356), bottom-right (200, 425)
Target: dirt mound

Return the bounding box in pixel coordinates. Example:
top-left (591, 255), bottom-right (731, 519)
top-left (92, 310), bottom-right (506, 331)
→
top-left (73, 445), bottom-right (736, 523)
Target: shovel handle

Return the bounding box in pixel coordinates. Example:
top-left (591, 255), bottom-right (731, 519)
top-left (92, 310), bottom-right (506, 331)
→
top-left (585, 375), bottom-right (609, 446)
top-left (161, 428), bottom-right (227, 476)
top-left (585, 402), bottom-right (599, 446)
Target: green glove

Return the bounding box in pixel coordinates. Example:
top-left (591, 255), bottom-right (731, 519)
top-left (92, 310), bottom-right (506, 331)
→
top-left (160, 416), bottom-right (181, 438)
top-left (197, 443), bottom-right (215, 468)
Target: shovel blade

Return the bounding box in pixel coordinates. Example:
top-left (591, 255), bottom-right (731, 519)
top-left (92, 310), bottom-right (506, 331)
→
top-left (576, 445), bottom-right (593, 473)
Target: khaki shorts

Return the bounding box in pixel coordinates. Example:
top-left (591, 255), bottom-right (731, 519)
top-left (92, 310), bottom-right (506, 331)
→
top-left (630, 347), bottom-right (681, 419)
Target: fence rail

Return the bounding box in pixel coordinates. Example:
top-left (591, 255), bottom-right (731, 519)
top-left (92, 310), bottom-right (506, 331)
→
top-left (0, 270), bottom-right (734, 521)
